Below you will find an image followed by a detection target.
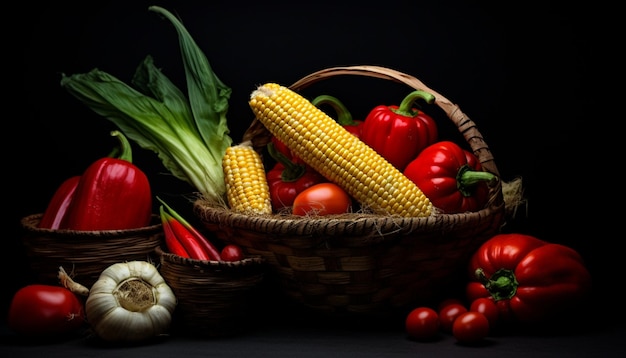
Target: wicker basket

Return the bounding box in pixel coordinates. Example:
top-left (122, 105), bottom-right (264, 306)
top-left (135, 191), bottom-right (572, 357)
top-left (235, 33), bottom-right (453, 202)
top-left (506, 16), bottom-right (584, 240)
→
top-left (20, 213), bottom-right (163, 288)
top-left (193, 65), bottom-right (506, 315)
top-left (155, 245), bottom-right (266, 337)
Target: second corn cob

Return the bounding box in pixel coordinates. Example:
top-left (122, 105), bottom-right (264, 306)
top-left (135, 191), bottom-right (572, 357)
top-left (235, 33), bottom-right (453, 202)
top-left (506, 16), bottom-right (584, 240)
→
top-left (249, 83), bottom-right (433, 218)
top-left (222, 141), bottom-right (272, 215)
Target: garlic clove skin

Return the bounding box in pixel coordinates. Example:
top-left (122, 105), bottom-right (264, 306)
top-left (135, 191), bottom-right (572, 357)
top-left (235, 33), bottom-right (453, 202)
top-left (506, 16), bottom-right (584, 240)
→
top-left (85, 261), bottom-right (177, 342)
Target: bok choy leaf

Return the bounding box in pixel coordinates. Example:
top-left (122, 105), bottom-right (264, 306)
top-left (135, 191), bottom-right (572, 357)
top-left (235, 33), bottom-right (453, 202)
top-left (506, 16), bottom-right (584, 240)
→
top-left (60, 6), bottom-right (233, 203)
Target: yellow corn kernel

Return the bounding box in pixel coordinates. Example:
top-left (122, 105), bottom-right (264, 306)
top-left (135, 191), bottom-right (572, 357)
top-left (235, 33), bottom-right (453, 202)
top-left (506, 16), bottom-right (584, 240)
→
top-left (222, 141), bottom-right (272, 215)
top-left (249, 83), bottom-right (432, 217)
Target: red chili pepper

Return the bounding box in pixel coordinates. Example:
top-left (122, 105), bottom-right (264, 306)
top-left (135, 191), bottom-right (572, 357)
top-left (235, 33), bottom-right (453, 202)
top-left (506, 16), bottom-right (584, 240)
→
top-left (403, 141), bottom-right (496, 214)
top-left (160, 205), bottom-right (190, 258)
top-left (161, 210), bottom-right (210, 260)
top-left (361, 90), bottom-right (438, 171)
top-left (38, 175), bottom-right (81, 229)
top-left (158, 197), bottom-right (221, 260)
top-left (311, 95), bottom-right (364, 138)
top-left (466, 233), bottom-right (592, 324)
top-left (63, 131), bottom-right (152, 230)
top-left (266, 142), bottom-right (327, 212)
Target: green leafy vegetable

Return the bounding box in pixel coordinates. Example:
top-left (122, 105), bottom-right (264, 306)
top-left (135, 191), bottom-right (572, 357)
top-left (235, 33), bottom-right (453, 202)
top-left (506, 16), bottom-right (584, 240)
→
top-left (60, 5), bottom-right (232, 203)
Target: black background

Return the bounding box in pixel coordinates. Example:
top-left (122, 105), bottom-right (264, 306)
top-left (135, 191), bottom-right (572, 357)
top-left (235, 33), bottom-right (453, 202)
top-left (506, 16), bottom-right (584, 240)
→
top-left (5, 0), bottom-right (620, 347)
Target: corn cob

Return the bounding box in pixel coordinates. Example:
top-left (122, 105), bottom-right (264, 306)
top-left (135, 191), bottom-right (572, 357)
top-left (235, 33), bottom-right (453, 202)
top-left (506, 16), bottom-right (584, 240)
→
top-left (222, 141), bottom-right (272, 215)
top-left (249, 83), bottom-right (432, 217)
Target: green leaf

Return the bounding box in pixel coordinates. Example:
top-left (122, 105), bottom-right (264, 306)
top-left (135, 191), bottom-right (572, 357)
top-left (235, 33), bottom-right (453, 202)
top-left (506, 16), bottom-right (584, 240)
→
top-left (60, 6), bottom-right (235, 204)
top-left (148, 5), bottom-right (232, 162)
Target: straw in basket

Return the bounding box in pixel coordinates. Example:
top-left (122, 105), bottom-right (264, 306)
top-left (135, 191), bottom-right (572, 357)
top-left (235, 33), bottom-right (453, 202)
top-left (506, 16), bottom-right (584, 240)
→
top-left (193, 65), bottom-right (506, 315)
top-left (155, 245), bottom-right (266, 337)
top-left (20, 213), bottom-right (163, 289)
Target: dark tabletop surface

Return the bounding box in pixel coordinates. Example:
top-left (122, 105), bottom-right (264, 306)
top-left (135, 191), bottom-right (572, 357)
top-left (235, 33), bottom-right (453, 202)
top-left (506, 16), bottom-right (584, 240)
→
top-left (2, 293), bottom-right (625, 358)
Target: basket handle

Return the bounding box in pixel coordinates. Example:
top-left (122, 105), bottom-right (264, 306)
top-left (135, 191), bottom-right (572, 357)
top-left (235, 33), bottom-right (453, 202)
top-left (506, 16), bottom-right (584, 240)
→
top-left (243, 65), bottom-right (499, 177)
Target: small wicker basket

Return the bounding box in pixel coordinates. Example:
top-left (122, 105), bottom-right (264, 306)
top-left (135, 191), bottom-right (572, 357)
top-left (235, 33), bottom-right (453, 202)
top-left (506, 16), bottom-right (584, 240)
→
top-left (155, 245), bottom-right (266, 337)
top-left (20, 213), bottom-right (163, 288)
top-left (193, 65), bottom-right (506, 315)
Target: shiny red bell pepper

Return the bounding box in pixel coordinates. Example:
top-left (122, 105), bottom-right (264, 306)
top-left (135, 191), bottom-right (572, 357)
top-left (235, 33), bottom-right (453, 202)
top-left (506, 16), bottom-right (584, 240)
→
top-left (403, 140), bottom-right (496, 214)
top-left (270, 135), bottom-right (303, 164)
top-left (38, 175), bottom-right (81, 229)
top-left (266, 142), bottom-right (326, 212)
top-left (361, 90), bottom-right (438, 171)
top-left (63, 131), bottom-right (153, 231)
top-left (466, 233), bottom-right (592, 324)
top-left (312, 95), bottom-right (364, 138)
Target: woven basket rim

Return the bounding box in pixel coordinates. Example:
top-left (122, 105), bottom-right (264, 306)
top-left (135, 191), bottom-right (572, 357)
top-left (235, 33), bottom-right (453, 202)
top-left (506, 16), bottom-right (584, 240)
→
top-left (194, 198), bottom-right (501, 244)
top-left (21, 213), bottom-right (162, 236)
top-left (155, 245), bottom-right (265, 268)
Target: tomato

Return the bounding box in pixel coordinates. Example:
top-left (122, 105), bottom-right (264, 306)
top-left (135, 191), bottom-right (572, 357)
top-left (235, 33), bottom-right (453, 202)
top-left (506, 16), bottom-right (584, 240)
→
top-left (438, 302), bottom-right (467, 333)
top-left (405, 307), bottom-right (440, 341)
top-left (469, 297), bottom-right (499, 330)
top-left (292, 182), bottom-right (351, 216)
top-left (8, 284), bottom-right (85, 337)
top-left (220, 244), bottom-right (245, 261)
top-left (437, 298), bottom-right (465, 311)
top-left (452, 311), bottom-right (490, 344)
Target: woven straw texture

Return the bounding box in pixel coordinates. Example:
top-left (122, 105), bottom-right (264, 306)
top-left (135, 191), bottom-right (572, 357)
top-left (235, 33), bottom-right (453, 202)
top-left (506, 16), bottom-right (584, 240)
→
top-left (20, 213), bottom-right (163, 288)
top-left (194, 65), bottom-right (506, 315)
top-left (155, 246), bottom-right (266, 337)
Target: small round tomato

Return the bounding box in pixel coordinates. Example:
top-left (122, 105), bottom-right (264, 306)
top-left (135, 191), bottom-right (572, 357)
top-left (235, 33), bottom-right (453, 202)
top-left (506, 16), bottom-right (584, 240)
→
top-left (220, 244), bottom-right (245, 262)
top-left (452, 311), bottom-right (490, 344)
top-left (437, 298), bottom-right (465, 311)
top-left (8, 284), bottom-right (85, 337)
top-left (438, 302), bottom-right (467, 333)
top-left (405, 307), bottom-right (439, 341)
top-left (469, 297), bottom-right (499, 330)
top-left (292, 182), bottom-right (351, 216)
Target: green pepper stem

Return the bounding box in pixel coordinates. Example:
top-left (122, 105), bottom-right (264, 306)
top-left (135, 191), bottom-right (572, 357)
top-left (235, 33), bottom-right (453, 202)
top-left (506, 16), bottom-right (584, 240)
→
top-left (110, 130), bottom-right (133, 163)
top-left (393, 90), bottom-right (435, 117)
top-left (311, 95), bottom-right (358, 126)
top-left (267, 142), bottom-right (306, 182)
top-left (456, 165), bottom-right (498, 197)
top-left (475, 268), bottom-right (519, 301)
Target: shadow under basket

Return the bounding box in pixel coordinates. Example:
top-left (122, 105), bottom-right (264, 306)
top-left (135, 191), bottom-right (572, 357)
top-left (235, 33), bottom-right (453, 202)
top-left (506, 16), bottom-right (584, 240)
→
top-left (20, 213), bottom-right (163, 288)
top-left (155, 245), bottom-right (266, 337)
top-left (193, 65), bottom-right (506, 316)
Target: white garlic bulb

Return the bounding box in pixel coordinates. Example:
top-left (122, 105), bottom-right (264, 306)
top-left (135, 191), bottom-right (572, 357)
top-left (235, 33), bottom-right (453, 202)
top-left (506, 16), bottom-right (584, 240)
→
top-left (85, 260), bottom-right (176, 342)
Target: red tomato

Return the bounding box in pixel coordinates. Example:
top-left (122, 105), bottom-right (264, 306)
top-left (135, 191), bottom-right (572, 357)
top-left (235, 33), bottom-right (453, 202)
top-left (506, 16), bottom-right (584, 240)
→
top-left (437, 298), bottom-right (465, 311)
top-left (220, 244), bottom-right (245, 261)
top-left (8, 284), bottom-right (85, 337)
top-left (438, 302), bottom-right (467, 332)
top-left (452, 311), bottom-right (490, 344)
top-left (292, 183), bottom-right (351, 216)
top-left (469, 297), bottom-right (499, 330)
top-left (405, 307), bottom-right (439, 341)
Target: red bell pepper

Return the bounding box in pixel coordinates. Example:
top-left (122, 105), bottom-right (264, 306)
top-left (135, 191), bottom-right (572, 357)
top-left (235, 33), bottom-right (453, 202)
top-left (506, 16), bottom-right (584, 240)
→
top-left (270, 136), bottom-right (301, 164)
top-left (403, 141), bottom-right (496, 214)
top-left (63, 131), bottom-right (153, 231)
top-left (466, 233), bottom-right (592, 324)
top-left (360, 90), bottom-right (438, 171)
top-left (38, 175), bottom-right (81, 229)
top-left (311, 95), bottom-right (364, 138)
top-left (266, 142), bottom-right (326, 212)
